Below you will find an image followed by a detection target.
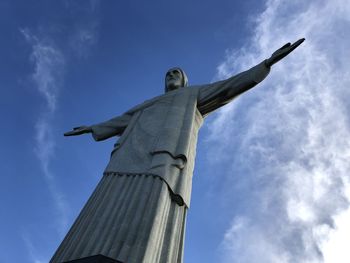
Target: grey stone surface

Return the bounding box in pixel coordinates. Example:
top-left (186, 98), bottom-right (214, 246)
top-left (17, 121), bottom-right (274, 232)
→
top-left (51, 174), bottom-right (186, 263)
top-left (56, 39), bottom-right (305, 263)
top-left (63, 254), bottom-right (122, 262)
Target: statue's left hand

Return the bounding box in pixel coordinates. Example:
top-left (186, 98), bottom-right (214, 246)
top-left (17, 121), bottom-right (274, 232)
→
top-left (265, 38), bottom-right (305, 67)
top-left (64, 126), bottom-right (92, 136)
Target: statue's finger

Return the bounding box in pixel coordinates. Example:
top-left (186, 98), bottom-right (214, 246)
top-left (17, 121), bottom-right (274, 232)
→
top-left (280, 42), bottom-right (291, 49)
top-left (288, 38), bottom-right (305, 52)
top-left (64, 131), bottom-right (75, 136)
top-left (291, 38), bottom-right (305, 48)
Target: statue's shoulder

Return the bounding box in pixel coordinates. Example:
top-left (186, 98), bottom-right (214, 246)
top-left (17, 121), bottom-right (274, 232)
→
top-left (124, 93), bottom-right (170, 115)
top-left (124, 87), bottom-right (199, 115)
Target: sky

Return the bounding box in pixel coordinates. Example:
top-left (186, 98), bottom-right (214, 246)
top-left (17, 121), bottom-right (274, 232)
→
top-left (1, 0), bottom-right (350, 262)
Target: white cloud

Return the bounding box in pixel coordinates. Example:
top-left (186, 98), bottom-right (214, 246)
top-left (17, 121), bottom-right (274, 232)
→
top-left (221, 217), bottom-right (291, 263)
top-left (21, 29), bottom-right (64, 112)
top-left (21, 29), bottom-right (69, 236)
top-left (22, 232), bottom-right (47, 263)
top-left (69, 23), bottom-right (98, 58)
top-left (63, 0), bottom-right (99, 58)
top-left (206, 0), bottom-right (350, 262)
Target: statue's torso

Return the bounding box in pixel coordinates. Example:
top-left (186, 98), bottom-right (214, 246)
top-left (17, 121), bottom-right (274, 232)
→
top-left (105, 87), bottom-right (203, 207)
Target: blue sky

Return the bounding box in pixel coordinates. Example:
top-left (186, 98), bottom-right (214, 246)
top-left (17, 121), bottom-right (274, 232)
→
top-left (2, 0), bottom-right (350, 262)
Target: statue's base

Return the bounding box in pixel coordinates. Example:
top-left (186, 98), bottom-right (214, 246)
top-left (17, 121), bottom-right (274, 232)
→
top-left (63, 254), bottom-right (122, 263)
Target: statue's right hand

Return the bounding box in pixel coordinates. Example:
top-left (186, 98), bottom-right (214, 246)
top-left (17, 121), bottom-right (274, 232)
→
top-left (64, 126), bottom-right (92, 136)
top-left (265, 38), bottom-right (305, 67)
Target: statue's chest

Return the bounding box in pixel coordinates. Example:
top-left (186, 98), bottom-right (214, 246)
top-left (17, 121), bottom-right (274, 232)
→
top-left (137, 91), bottom-right (195, 136)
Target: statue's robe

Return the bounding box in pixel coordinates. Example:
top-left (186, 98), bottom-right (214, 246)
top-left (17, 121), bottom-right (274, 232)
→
top-left (51, 62), bottom-right (270, 263)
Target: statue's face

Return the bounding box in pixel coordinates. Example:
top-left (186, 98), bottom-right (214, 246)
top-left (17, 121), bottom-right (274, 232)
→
top-left (165, 69), bottom-right (184, 91)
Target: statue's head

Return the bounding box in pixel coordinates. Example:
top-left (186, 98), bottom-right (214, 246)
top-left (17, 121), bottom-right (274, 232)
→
top-left (165, 67), bottom-right (188, 92)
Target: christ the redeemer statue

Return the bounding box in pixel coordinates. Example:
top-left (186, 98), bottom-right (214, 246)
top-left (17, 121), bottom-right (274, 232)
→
top-left (51, 39), bottom-right (304, 263)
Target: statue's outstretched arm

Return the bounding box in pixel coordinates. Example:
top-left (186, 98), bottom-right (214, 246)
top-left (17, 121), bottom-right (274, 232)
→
top-left (197, 38), bottom-right (305, 116)
top-left (64, 113), bottom-right (132, 141)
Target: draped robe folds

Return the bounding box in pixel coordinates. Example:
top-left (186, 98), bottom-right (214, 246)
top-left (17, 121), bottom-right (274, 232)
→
top-left (50, 61), bottom-right (270, 263)
top-left (91, 61), bottom-right (270, 207)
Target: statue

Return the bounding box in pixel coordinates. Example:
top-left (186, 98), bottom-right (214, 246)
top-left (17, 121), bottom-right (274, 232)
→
top-left (51, 39), bottom-right (304, 263)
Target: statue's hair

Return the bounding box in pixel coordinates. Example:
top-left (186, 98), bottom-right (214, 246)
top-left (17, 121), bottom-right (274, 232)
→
top-left (165, 67), bottom-right (188, 92)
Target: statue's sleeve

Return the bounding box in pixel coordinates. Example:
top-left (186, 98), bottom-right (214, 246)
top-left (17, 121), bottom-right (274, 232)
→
top-left (90, 113), bottom-right (132, 141)
top-left (197, 60), bottom-right (270, 116)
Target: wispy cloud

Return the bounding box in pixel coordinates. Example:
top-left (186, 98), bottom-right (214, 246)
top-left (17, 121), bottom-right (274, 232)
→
top-left (206, 0), bottom-right (350, 262)
top-left (68, 22), bottom-right (98, 58)
top-left (21, 29), bottom-right (64, 112)
top-left (22, 232), bottom-right (47, 263)
top-left (21, 28), bottom-right (69, 236)
top-left (64, 0), bottom-right (99, 58)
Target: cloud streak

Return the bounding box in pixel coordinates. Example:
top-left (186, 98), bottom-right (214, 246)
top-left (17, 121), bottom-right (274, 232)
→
top-left (21, 29), bottom-right (64, 112)
top-left (206, 0), bottom-right (350, 262)
top-left (22, 231), bottom-right (46, 263)
top-left (21, 28), bottom-right (69, 237)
